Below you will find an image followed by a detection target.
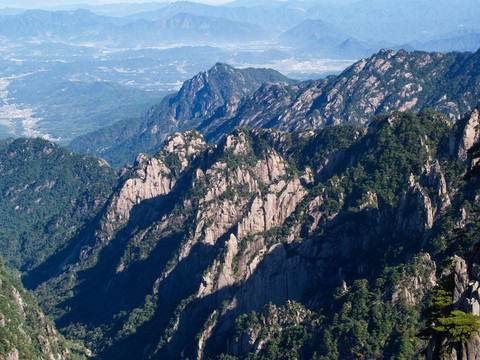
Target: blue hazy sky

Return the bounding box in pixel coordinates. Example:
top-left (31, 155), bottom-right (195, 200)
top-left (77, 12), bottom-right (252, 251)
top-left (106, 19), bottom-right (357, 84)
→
top-left (93, 0), bottom-right (231, 3)
top-left (0, 0), bottom-right (233, 7)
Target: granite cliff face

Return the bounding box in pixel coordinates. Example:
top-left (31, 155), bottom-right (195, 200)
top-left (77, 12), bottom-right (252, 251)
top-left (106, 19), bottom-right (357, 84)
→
top-left (26, 104), bottom-right (480, 359)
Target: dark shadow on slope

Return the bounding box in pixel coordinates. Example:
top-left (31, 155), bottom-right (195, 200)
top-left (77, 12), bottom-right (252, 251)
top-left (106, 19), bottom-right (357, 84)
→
top-left (200, 206), bottom-right (432, 358)
top-left (52, 188), bottom-right (184, 328)
top-left (22, 200), bottom-right (113, 290)
top-left (98, 236), bottom-right (234, 360)
top-left (23, 149), bottom-right (203, 290)
top-left (22, 182), bottom-right (176, 291)
top-left (155, 239), bottom-right (324, 359)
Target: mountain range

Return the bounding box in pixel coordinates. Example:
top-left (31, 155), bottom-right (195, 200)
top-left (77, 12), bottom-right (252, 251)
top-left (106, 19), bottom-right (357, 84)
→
top-left (19, 103), bottom-right (480, 359)
top-left (0, 9), bottom-right (265, 46)
top-left (9, 0), bottom-right (479, 46)
top-left (1, 2), bottom-right (479, 53)
top-left (70, 48), bottom-right (480, 167)
top-left (1, 0), bottom-right (480, 144)
top-left (1, 47), bottom-right (480, 359)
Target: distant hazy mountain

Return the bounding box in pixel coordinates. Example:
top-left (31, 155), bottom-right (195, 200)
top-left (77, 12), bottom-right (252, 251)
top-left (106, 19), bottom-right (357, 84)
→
top-left (0, 9), bottom-right (267, 46)
top-left (0, 8), bottom-right (26, 15)
top-left (333, 37), bottom-right (380, 59)
top-left (278, 19), bottom-right (379, 59)
top-left (415, 28), bottom-right (480, 52)
top-left (2, 0), bottom-right (479, 49)
top-left (306, 0), bottom-right (480, 44)
top-left (122, 12), bottom-right (267, 44)
top-left (127, 1), bottom-right (220, 20)
top-left (0, 9), bottom-right (122, 40)
top-left (57, 2), bottom-right (170, 16)
top-left (280, 19), bottom-right (348, 48)
top-left (127, 1), bottom-right (306, 32)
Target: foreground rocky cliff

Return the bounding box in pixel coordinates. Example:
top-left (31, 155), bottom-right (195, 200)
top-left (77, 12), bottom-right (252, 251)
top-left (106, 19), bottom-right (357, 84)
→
top-left (0, 256), bottom-right (87, 360)
top-left (23, 103), bottom-right (480, 359)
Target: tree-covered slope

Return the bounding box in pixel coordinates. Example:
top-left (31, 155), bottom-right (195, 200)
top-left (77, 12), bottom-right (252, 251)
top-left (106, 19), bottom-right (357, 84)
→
top-left (0, 137), bottom-right (118, 272)
top-left (0, 256), bottom-right (87, 360)
top-left (68, 63), bottom-right (295, 168)
top-left (28, 104), bottom-right (480, 359)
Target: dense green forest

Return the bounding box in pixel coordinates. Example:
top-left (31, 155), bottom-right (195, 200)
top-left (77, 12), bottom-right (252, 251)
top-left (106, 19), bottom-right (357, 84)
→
top-left (0, 137), bottom-right (118, 272)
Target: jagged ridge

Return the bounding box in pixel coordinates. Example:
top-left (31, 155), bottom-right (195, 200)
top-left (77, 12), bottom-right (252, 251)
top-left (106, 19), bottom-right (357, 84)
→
top-left (71, 49), bottom-right (480, 167)
top-left (68, 63), bottom-right (295, 168)
top-left (28, 104), bottom-right (480, 359)
top-left (200, 49), bottom-right (480, 142)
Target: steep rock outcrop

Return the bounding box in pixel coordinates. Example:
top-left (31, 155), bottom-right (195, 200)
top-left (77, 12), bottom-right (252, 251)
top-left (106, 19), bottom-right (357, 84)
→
top-left (391, 253), bottom-right (437, 306)
top-left (427, 254), bottom-right (480, 360)
top-left (114, 130), bottom-right (206, 222)
top-left (396, 173), bottom-right (434, 232)
top-left (448, 104), bottom-right (480, 167)
top-left (30, 108), bottom-right (479, 360)
top-left (425, 160), bottom-right (451, 215)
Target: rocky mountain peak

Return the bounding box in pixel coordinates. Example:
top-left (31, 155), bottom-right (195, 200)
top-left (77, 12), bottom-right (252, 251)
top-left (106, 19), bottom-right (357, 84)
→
top-left (69, 63), bottom-right (294, 167)
top-left (194, 49), bottom-right (480, 146)
top-left (457, 104), bottom-right (480, 163)
top-left (210, 62), bottom-right (235, 74)
top-left (161, 129), bottom-right (207, 157)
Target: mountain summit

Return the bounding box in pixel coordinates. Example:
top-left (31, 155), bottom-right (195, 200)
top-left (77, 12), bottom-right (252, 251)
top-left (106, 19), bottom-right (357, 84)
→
top-left (69, 63), bottom-right (294, 167)
top-left (71, 48), bottom-right (480, 164)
